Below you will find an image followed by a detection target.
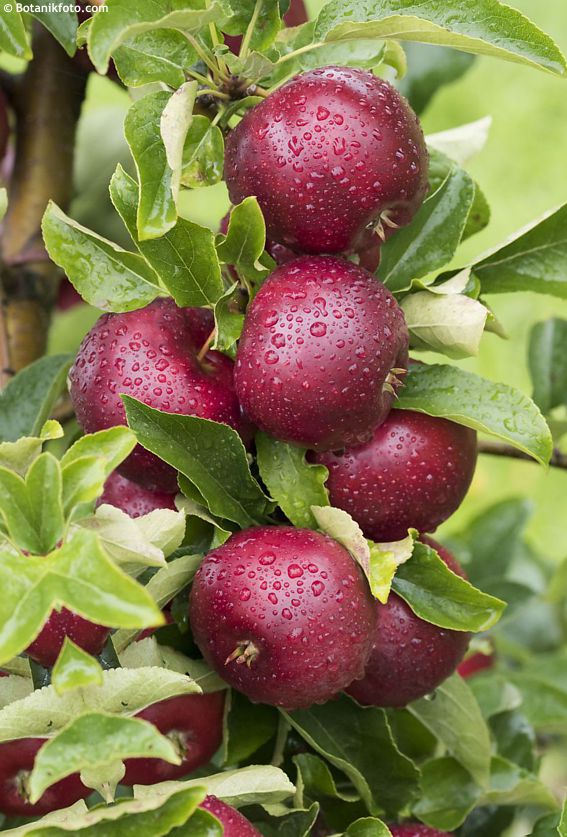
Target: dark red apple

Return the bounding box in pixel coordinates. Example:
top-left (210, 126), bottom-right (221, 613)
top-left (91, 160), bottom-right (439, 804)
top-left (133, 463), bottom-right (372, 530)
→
top-left (69, 298), bottom-right (250, 492)
top-left (314, 409), bottom-right (477, 541)
top-left (346, 538), bottom-right (470, 708)
top-left (200, 795), bottom-right (262, 836)
top-left (224, 67), bottom-right (428, 255)
top-left (234, 256), bottom-right (408, 451)
top-left (189, 526), bottom-right (376, 710)
top-left (98, 471), bottom-right (176, 518)
top-left (457, 649), bottom-right (495, 679)
top-left (26, 609), bottom-right (110, 668)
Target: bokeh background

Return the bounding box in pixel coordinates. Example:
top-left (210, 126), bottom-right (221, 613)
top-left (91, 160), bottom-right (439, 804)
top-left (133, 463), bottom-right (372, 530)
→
top-left (49, 0), bottom-right (567, 562)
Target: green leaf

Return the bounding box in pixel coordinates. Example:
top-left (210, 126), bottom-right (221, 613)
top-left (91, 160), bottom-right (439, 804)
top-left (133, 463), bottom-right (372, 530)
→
top-left (124, 91), bottom-right (178, 241)
top-left (88, 0), bottom-right (227, 73)
top-left (0, 529), bottom-right (162, 664)
top-left (161, 82), bottom-right (197, 198)
top-left (398, 43), bottom-right (475, 114)
top-left (119, 635), bottom-right (226, 694)
top-left (225, 691), bottom-right (279, 765)
top-left (284, 694), bottom-right (420, 816)
top-left (314, 0), bottom-right (567, 76)
top-left (113, 29), bottom-right (196, 88)
top-left (367, 534), bottom-right (415, 604)
top-left (61, 427), bottom-right (137, 478)
top-left (483, 755), bottom-right (557, 810)
top-left (29, 712), bottom-right (180, 803)
top-left (395, 362), bottom-right (553, 466)
top-left (0, 666), bottom-right (199, 742)
top-left (135, 764), bottom-right (296, 808)
top-left (427, 116), bottom-right (492, 166)
top-left (0, 453), bottom-right (64, 554)
top-left (61, 456), bottom-right (107, 519)
top-left (0, 4), bottom-right (31, 59)
top-left (52, 639), bottom-right (104, 695)
top-left (473, 202), bottom-right (567, 297)
top-left (182, 116), bottom-right (225, 188)
top-left (294, 752), bottom-right (359, 804)
top-left (468, 673), bottom-right (522, 720)
top-left (32, 9), bottom-right (77, 55)
top-left (213, 283), bottom-right (245, 357)
top-left (110, 165), bottom-right (224, 308)
top-left (42, 202), bottom-right (161, 312)
top-left (344, 819), bottom-right (392, 837)
top-left (509, 672), bottom-right (567, 732)
top-left (217, 197), bottom-right (270, 286)
top-left (223, 0), bottom-right (282, 51)
top-left (392, 540), bottom-right (505, 632)
top-left (401, 289), bottom-right (489, 359)
top-left (529, 318), bottom-right (567, 413)
top-left (0, 354), bottom-right (72, 443)
top-left (123, 397), bottom-right (273, 528)
top-left (379, 167), bottom-right (475, 292)
top-left (256, 433), bottom-right (329, 528)
top-left (408, 674), bottom-right (491, 787)
top-left (413, 756), bottom-right (481, 830)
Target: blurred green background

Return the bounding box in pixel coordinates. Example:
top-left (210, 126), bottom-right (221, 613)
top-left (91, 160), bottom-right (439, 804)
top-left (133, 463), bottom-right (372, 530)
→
top-left (51, 0), bottom-right (567, 561)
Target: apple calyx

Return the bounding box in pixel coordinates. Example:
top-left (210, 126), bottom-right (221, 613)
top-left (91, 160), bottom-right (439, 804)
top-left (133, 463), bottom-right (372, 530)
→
top-left (225, 640), bottom-right (260, 668)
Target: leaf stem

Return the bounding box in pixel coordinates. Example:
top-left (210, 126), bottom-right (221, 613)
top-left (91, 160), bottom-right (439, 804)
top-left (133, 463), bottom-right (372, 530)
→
top-left (478, 440), bottom-right (567, 470)
top-left (186, 68), bottom-right (213, 87)
top-left (276, 40), bottom-right (325, 65)
top-left (239, 0), bottom-right (263, 60)
top-left (185, 33), bottom-right (228, 83)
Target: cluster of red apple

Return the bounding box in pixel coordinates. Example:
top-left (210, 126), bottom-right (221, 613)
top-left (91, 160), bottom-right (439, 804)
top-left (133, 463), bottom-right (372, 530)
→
top-left (4, 67), bottom-right (484, 836)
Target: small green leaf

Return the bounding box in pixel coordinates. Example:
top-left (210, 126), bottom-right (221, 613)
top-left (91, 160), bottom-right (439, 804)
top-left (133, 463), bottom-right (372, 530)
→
top-left (52, 639), bottom-right (104, 695)
top-left (42, 202), bottom-right (161, 312)
top-left (213, 283), bottom-right (245, 357)
top-left (284, 694), bottom-right (419, 816)
top-left (61, 427), bottom-right (137, 478)
top-left (395, 362), bottom-right (553, 465)
top-left (344, 819), bottom-right (392, 837)
top-left (401, 290), bottom-right (489, 359)
top-left (256, 433), bottom-right (329, 528)
top-left (182, 116), bottom-right (225, 188)
top-left (529, 318), bottom-right (567, 413)
top-left (427, 116), bottom-right (492, 165)
top-left (392, 541), bottom-right (506, 632)
top-left (61, 456), bottom-right (107, 519)
top-left (0, 4), bottom-right (31, 59)
top-left (217, 197), bottom-right (270, 286)
top-left (311, 505), bottom-right (369, 568)
top-left (0, 354), bottom-right (72, 444)
top-left (367, 533), bottom-right (415, 604)
top-left (379, 167), bottom-right (475, 292)
top-left (110, 165), bottom-right (224, 308)
top-left (161, 82), bottom-right (197, 200)
top-left (473, 203), bottom-right (567, 298)
top-left (113, 29), bottom-right (196, 88)
top-left (32, 9), bottom-right (77, 55)
top-left (124, 91), bottom-right (178, 241)
top-left (408, 674), bottom-right (491, 786)
top-left (29, 712), bottom-right (180, 803)
top-left (223, 0), bottom-right (283, 51)
top-left (314, 0), bottom-right (567, 76)
top-left (123, 397), bottom-right (273, 528)
top-left (294, 752), bottom-right (359, 805)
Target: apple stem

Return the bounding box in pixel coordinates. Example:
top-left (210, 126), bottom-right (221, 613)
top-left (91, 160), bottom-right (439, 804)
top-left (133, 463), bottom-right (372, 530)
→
top-left (197, 327), bottom-right (217, 362)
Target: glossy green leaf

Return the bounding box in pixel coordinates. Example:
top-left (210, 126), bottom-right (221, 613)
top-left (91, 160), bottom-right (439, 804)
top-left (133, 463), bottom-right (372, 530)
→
top-left (0, 354), bottom-right (72, 444)
top-left (426, 147), bottom-right (490, 242)
top-left (398, 43), bottom-right (475, 114)
top-left (395, 362), bottom-right (552, 465)
top-left (344, 819), bottom-right (392, 837)
top-left (0, 666), bottom-right (199, 742)
top-left (402, 290), bottom-right (489, 359)
top-left (408, 674), bottom-right (491, 786)
top-left (181, 116), bottom-right (225, 188)
top-left (256, 433), bottom-right (329, 528)
top-left (42, 202), bottom-right (161, 312)
top-left (284, 694), bottom-right (420, 816)
top-left (0, 4), bottom-right (31, 59)
top-left (294, 752), bottom-right (359, 804)
top-left (88, 0), bottom-right (227, 73)
top-left (213, 283), bottom-right (245, 357)
top-left (223, 0), bottom-right (282, 51)
top-left (52, 639), bottom-right (104, 695)
top-left (123, 397), bottom-right (273, 528)
top-left (61, 427), bottom-right (137, 478)
top-left (0, 529), bottom-right (162, 664)
top-left (32, 9), bottom-right (77, 55)
top-left (29, 712), bottom-right (179, 802)
top-left (110, 165), bottom-right (224, 307)
top-left (413, 756), bottom-right (481, 830)
top-left (314, 0), bottom-right (566, 76)
top-left (0, 452), bottom-right (64, 554)
top-left (225, 691), bottom-right (279, 765)
top-left (124, 91), bottom-right (178, 241)
top-left (113, 29), bottom-right (196, 87)
top-left (61, 456), bottom-right (107, 518)
top-left (367, 534), bottom-right (415, 604)
top-left (379, 167), bottom-right (475, 292)
top-left (392, 541), bottom-right (505, 632)
top-left (217, 197), bottom-right (270, 286)
top-left (529, 318), bottom-right (567, 413)
top-left (473, 202), bottom-right (567, 297)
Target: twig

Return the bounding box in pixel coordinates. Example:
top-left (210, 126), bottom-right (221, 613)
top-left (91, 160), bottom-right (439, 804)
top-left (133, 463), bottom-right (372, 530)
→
top-left (478, 439), bottom-right (567, 470)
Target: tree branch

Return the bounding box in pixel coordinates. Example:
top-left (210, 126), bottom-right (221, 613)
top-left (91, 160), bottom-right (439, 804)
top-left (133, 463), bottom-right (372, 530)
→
top-left (478, 439), bottom-right (567, 470)
top-left (0, 22), bottom-right (87, 386)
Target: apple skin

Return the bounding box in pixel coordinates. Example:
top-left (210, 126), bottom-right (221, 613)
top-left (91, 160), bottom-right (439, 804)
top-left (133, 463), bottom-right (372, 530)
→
top-left (200, 795), bottom-right (262, 836)
top-left (189, 526), bottom-right (377, 710)
top-left (458, 649), bottom-right (495, 679)
top-left (388, 826), bottom-right (452, 837)
top-left (25, 609), bottom-right (110, 668)
top-left (314, 409), bottom-right (477, 541)
top-left (224, 66), bottom-right (428, 255)
top-left (234, 255), bottom-right (408, 451)
top-left (0, 738), bottom-right (89, 817)
top-left (346, 538), bottom-right (470, 708)
top-left (69, 298), bottom-right (251, 492)
top-left (122, 692), bottom-right (225, 785)
top-left (98, 471), bottom-right (176, 518)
